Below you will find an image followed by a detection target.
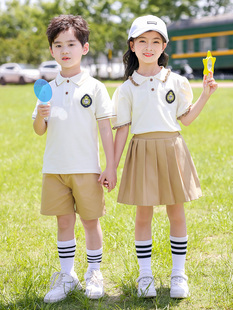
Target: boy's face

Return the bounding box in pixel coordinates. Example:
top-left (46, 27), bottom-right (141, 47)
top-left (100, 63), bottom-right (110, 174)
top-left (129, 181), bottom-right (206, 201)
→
top-left (50, 28), bottom-right (89, 77)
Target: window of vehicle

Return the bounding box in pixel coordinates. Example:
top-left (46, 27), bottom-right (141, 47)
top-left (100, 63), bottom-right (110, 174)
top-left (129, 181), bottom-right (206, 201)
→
top-left (176, 40), bottom-right (183, 54)
top-left (187, 39), bottom-right (194, 53)
top-left (217, 35), bottom-right (228, 50)
top-left (5, 66), bottom-right (15, 70)
top-left (199, 37), bottom-right (212, 52)
top-left (44, 65), bottom-right (58, 68)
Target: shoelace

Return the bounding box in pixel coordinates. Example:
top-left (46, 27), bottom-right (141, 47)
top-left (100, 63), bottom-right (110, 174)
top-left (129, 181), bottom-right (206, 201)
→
top-left (171, 276), bottom-right (185, 286)
top-left (139, 276), bottom-right (153, 288)
top-left (86, 270), bottom-right (102, 287)
top-left (49, 272), bottom-right (64, 289)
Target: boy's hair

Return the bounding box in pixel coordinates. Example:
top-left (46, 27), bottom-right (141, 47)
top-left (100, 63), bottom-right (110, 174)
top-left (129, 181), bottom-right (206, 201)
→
top-left (46, 14), bottom-right (90, 47)
top-left (123, 36), bottom-right (169, 80)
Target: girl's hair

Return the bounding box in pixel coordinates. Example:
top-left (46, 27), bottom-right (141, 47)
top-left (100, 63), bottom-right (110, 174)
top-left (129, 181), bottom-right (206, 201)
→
top-left (46, 15), bottom-right (90, 47)
top-left (123, 36), bottom-right (169, 80)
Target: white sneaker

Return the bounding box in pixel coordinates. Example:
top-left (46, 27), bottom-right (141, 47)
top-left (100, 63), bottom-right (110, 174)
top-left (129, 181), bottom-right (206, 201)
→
top-left (84, 269), bottom-right (104, 299)
top-left (170, 273), bottom-right (189, 298)
top-left (137, 274), bottom-right (157, 298)
top-left (44, 271), bottom-right (82, 303)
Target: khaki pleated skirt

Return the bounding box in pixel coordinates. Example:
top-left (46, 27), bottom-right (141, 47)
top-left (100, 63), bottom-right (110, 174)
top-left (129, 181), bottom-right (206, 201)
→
top-left (118, 131), bottom-right (202, 206)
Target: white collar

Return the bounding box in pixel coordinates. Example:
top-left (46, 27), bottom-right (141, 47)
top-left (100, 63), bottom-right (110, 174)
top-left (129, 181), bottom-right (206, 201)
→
top-left (130, 67), bottom-right (170, 86)
top-left (55, 70), bottom-right (90, 86)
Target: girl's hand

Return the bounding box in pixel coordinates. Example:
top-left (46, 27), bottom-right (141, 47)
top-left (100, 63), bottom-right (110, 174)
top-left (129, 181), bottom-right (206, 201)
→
top-left (98, 167), bottom-right (117, 192)
top-left (203, 71), bottom-right (218, 97)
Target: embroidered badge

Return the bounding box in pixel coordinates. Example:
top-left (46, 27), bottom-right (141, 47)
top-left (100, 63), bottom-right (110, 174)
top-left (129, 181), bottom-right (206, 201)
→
top-left (81, 94), bottom-right (92, 108)
top-left (166, 90), bottom-right (175, 104)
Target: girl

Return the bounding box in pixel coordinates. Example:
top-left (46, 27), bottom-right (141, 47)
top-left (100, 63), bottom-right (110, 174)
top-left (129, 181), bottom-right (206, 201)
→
top-left (112, 15), bottom-right (218, 298)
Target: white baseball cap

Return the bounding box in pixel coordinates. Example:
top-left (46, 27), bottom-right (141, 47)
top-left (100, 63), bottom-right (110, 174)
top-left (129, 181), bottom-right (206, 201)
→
top-left (128, 15), bottom-right (169, 43)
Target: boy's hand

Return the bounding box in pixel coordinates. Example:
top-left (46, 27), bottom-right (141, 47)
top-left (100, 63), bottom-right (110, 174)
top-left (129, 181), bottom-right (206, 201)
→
top-left (98, 167), bottom-right (117, 192)
top-left (37, 102), bottom-right (51, 119)
top-left (203, 71), bottom-right (218, 96)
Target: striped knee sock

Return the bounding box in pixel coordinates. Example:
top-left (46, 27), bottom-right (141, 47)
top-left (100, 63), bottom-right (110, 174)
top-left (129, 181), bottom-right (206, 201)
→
top-left (86, 248), bottom-right (102, 271)
top-left (170, 235), bottom-right (188, 275)
top-left (57, 238), bottom-right (76, 276)
top-left (135, 239), bottom-right (153, 276)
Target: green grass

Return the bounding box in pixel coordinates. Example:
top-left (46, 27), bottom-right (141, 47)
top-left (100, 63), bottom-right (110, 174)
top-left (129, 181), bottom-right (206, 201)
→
top-left (0, 83), bottom-right (232, 310)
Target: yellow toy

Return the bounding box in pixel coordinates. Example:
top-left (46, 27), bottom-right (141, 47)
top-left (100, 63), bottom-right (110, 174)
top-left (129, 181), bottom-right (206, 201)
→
top-left (203, 50), bottom-right (216, 75)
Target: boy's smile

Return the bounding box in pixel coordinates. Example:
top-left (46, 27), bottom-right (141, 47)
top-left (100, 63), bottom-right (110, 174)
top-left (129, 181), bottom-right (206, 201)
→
top-left (50, 28), bottom-right (89, 77)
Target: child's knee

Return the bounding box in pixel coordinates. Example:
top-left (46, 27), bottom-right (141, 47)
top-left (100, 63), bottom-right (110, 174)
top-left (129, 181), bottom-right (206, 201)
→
top-left (57, 214), bottom-right (76, 230)
top-left (81, 218), bottom-right (99, 230)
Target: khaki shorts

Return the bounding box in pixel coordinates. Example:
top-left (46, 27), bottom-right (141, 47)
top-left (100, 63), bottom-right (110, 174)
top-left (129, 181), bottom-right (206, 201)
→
top-left (41, 174), bottom-right (105, 220)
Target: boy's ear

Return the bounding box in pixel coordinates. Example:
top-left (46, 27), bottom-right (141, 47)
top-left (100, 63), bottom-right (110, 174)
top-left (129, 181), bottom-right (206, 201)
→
top-left (130, 41), bottom-right (135, 52)
top-left (49, 47), bottom-right (55, 58)
top-left (82, 42), bottom-right (89, 55)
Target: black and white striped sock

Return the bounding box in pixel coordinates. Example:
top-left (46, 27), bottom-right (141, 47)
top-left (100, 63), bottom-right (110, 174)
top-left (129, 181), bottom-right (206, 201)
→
top-left (135, 239), bottom-right (153, 276)
top-left (170, 235), bottom-right (188, 275)
top-left (57, 238), bottom-right (76, 276)
top-left (86, 248), bottom-right (102, 271)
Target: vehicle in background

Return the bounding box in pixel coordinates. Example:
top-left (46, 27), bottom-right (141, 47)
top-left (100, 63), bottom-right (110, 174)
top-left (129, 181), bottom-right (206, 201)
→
top-left (167, 13), bottom-right (233, 77)
top-left (88, 63), bottom-right (124, 79)
top-left (0, 63), bottom-right (40, 85)
top-left (39, 60), bottom-right (61, 81)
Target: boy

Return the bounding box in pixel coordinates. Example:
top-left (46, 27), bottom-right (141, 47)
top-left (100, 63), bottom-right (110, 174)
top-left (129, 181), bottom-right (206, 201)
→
top-left (32, 15), bottom-right (116, 303)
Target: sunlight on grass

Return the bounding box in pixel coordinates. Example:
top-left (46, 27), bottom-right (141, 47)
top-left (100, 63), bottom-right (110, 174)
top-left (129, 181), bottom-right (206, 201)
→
top-left (0, 84), bottom-right (232, 310)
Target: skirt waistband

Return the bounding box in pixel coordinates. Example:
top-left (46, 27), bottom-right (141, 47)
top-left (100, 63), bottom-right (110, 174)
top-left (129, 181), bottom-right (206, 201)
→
top-left (133, 131), bottom-right (180, 140)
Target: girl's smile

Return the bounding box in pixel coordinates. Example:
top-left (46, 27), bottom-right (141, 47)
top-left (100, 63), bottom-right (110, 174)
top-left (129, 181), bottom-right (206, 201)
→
top-left (130, 31), bottom-right (166, 75)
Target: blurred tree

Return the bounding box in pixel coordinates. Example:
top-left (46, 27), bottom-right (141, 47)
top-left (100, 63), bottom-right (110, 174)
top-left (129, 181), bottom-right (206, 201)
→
top-left (0, 0), bottom-right (233, 65)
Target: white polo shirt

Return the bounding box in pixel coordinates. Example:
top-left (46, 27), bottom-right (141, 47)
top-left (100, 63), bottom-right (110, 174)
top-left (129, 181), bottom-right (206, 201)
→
top-left (112, 67), bottom-right (193, 134)
top-left (32, 70), bottom-right (115, 174)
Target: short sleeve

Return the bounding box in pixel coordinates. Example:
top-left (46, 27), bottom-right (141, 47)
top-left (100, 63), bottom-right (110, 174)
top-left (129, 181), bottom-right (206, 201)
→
top-left (111, 85), bottom-right (132, 129)
top-left (95, 82), bottom-right (115, 120)
top-left (32, 100), bottom-right (40, 119)
top-left (176, 76), bottom-right (193, 118)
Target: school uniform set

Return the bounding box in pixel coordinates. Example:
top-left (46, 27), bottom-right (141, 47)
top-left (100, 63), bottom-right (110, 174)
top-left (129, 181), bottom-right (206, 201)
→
top-left (32, 70), bottom-right (114, 220)
top-left (32, 70), bottom-right (114, 301)
top-left (112, 67), bottom-right (202, 206)
top-left (112, 64), bottom-right (201, 298)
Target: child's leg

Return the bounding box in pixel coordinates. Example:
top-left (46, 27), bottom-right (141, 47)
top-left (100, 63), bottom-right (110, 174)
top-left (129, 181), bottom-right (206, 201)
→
top-left (135, 206), bottom-right (156, 297)
top-left (80, 218), bottom-right (103, 270)
top-left (135, 206), bottom-right (153, 274)
top-left (166, 203), bottom-right (187, 274)
top-left (80, 217), bottom-right (104, 299)
top-left (56, 213), bottom-right (76, 276)
top-left (44, 212), bottom-right (81, 303)
top-left (166, 203), bottom-right (189, 298)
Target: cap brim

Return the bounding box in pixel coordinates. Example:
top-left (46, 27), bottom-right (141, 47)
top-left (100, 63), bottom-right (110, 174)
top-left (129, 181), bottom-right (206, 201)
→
top-left (129, 27), bottom-right (169, 43)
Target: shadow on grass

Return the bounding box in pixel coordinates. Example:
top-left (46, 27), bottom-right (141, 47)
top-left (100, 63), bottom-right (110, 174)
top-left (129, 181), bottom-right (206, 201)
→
top-left (0, 287), bottom-right (182, 310)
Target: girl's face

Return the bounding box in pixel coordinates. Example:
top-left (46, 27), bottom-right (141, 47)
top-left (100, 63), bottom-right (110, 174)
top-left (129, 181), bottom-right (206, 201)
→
top-left (50, 28), bottom-right (89, 77)
top-left (130, 31), bottom-right (166, 67)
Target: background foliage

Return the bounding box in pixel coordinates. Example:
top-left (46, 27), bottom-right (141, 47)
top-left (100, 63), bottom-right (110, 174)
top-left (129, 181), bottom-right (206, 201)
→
top-left (1, 0), bottom-right (233, 65)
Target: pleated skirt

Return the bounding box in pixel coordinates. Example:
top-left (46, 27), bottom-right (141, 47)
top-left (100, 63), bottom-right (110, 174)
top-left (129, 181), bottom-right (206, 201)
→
top-left (118, 131), bottom-right (202, 206)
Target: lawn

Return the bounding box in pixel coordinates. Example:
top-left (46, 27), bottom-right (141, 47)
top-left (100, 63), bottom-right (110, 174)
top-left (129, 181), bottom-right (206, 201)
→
top-left (0, 83), bottom-right (232, 310)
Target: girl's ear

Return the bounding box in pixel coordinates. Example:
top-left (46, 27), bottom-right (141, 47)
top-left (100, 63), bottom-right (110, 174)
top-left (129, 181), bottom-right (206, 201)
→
top-left (130, 40), bottom-right (135, 52)
top-left (82, 42), bottom-right (89, 55)
top-left (162, 42), bottom-right (167, 52)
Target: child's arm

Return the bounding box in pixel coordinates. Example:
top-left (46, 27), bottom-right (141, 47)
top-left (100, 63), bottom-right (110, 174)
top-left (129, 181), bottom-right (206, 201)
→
top-left (98, 119), bottom-right (117, 192)
top-left (114, 125), bottom-right (129, 168)
top-left (33, 103), bottom-right (50, 135)
top-left (179, 72), bottom-right (218, 126)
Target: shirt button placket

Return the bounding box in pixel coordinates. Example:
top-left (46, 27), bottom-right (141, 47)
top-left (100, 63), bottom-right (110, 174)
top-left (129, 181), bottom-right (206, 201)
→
top-left (150, 78), bottom-right (155, 91)
top-left (64, 79), bottom-right (70, 104)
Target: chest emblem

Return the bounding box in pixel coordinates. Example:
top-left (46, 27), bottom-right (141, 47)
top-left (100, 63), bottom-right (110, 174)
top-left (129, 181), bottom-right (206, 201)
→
top-left (81, 94), bottom-right (92, 108)
top-left (166, 90), bottom-right (175, 104)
